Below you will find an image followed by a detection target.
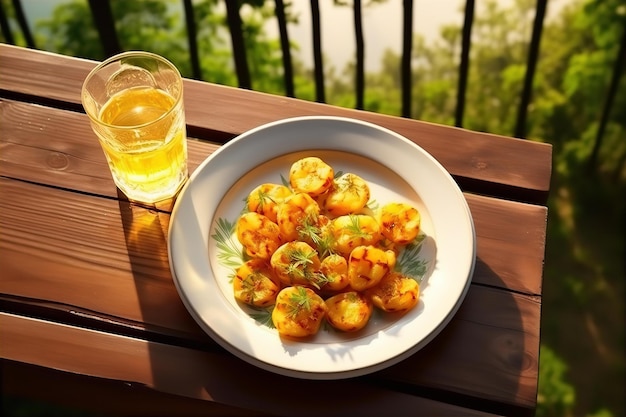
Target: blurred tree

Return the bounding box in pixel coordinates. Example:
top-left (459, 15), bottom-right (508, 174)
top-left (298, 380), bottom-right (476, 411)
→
top-left (34, 0), bottom-right (304, 94)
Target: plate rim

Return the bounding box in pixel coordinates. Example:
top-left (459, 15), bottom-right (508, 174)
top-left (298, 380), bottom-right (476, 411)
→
top-left (168, 115), bottom-right (476, 379)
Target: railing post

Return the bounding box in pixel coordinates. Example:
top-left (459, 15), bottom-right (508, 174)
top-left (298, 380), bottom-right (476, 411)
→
top-left (455, 0), bottom-right (475, 128)
top-left (514, 0), bottom-right (547, 139)
top-left (401, 0), bottom-right (413, 118)
top-left (590, 21), bottom-right (626, 170)
top-left (87, 0), bottom-right (122, 57)
top-left (311, 0), bottom-right (325, 103)
top-left (11, 0), bottom-right (35, 48)
top-left (0, 2), bottom-right (14, 44)
top-left (225, 1), bottom-right (251, 89)
top-left (354, 0), bottom-right (364, 110)
top-left (275, 0), bottom-right (295, 97)
top-left (183, 0), bottom-right (202, 80)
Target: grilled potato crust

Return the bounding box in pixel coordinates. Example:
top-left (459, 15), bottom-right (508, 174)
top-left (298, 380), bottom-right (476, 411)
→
top-left (272, 286), bottom-right (328, 337)
top-left (325, 291), bottom-right (373, 332)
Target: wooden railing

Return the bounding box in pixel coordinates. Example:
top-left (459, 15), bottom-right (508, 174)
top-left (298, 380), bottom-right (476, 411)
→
top-left (0, 0), bottom-right (623, 148)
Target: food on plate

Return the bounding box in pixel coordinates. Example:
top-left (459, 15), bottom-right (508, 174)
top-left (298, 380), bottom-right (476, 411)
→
top-left (321, 172), bottom-right (370, 216)
top-left (318, 254), bottom-right (350, 292)
top-left (379, 202), bottom-right (421, 245)
top-left (289, 156), bottom-right (334, 197)
top-left (272, 286), bottom-right (328, 337)
top-left (270, 241), bottom-right (325, 288)
top-left (366, 271), bottom-right (420, 313)
top-left (232, 156), bottom-right (423, 338)
top-left (246, 183), bottom-right (292, 223)
top-left (347, 245), bottom-right (396, 291)
top-left (330, 214), bottom-right (382, 256)
top-left (325, 291), bottom-right (373, 332)
top-left (236, 212), bottom-right (281, 260)
top-left (276, 192), bottom-right (320, 242)
top-left (233, 259), bottom-right (281, 307)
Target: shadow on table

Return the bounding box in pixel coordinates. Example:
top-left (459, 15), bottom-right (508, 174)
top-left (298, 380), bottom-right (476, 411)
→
top-left (116, 191), bottom-right (215, 342)
top-left (116, 191), bottom-right (532, 417)
top-left (373, 256), bottom-right (532, 417)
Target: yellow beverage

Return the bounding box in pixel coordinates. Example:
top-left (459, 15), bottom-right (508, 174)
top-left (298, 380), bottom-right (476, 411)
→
top-left (96, 86), bottom-right (188, 203)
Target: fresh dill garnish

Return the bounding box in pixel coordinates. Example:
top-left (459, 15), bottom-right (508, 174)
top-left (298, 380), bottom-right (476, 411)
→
top-left (211, 217), bottom-right (244, 269)
top-left (286, 287), bottom-right (313, 318)
top-left (285, 248), bottom-right (315, 276)
top-left (282, 246), bottom-right (330, 289)
top-left (249, 306), bottom-right (275, 328)
top-left (345, 214), bottom-right (370, 238)
top-left (296, 213), bottom-right (335, 258)
top-left (366, 198), bottom-right (379, 211)
top-left (240, 271), bottom-right (265, 302)
top-left (395, 234), bottom-right (429, 282)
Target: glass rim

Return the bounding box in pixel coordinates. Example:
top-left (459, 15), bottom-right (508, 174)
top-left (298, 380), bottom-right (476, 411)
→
top-left (81, 50), bottom-right (183, 130)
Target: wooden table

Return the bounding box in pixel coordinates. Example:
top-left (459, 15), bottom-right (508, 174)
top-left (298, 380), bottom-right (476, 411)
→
top-left (0, 44), bottom-right (551, 417)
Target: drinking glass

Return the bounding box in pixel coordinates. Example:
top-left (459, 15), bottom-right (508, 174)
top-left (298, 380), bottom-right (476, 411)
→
top-left (81, 51), bottom-right (188, 203)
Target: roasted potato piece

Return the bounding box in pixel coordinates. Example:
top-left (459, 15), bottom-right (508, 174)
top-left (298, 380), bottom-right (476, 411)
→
top-left (331, 214), bottom-right (382, 256)
top-left (236, 212), bottom-right (281, 260)
top-left (323, 172), bottom-right (370, 216)
top-left (233, 259), bottom-right (280, 307)
top-left (289, 157), bottom-right (334, 197)
top-left (246, 183), bottom-right (292, 223)
top-left (272, 286), bottom-right (328, 337)
top-left (325, 291), bottom-right (373, 332)
top-left (366, 271), bottom-right (420, 312)
top-left (378, 202), bottom-right (421, 245)
top-left (301, 214), bottom-right (335, 257)
top-left (276, 192), bottom-right (321, 242)
top-left (319, 253), bottom-right (350, 292)
top-left (270, 241), bottom-right (324, 288)
top-left (348, 245), bottom-right (396, 291)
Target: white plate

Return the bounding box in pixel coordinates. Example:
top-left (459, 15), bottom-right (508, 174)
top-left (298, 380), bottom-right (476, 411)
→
top-left (168, 116), bottom-right (475, 379)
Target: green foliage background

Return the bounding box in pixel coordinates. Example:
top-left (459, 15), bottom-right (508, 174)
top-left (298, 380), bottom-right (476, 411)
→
top-left (1, 0), bottom-right (624, 416)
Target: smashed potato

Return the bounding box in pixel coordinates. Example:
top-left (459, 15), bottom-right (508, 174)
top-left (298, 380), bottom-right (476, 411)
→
top-left (366, 271), bottom-right (420, 313)
top-left (276, 192), bottom-right (320, 242)
top-left (246, 183), bottom-right (292, 223)
top-left (236, 212), bottom-right (281, 260)
top-left (231, 156), bottom-right (424, 338)
top-left (379, 202), bottom-right (421, 245)
top-left (325, 291), bottom-right (373, 332)
top-left (322, 172), bottom-right (370, 216)
top-left (289, 156), bottom-right (334, 197)
top-left (272, 286), bottom-right (328, 338)
top-left (233, 259), bottom-right (281, 307)
top-left (348, 245), bottom-right (396, 291)
top-left (270, 241), bottom-right (324, 288)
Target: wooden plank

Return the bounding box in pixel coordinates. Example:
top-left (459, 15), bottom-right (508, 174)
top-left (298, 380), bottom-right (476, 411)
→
top-left (0, 98), bottom-right (548, 294)
top-left (380, 286), bottom-right (540, 413)
top-left (0, 313), bottom-right (504, 417)
top-left (0, 99), bottom-right (220, 200)
top-left (0, 178), bottom-right (540, 411)
top-left (468, 194), bottom-right (546, 295)
top-left (0, 173), bottom-right (545, 303)
top-left (0, 44), bottom-right (552, 204)
top-left (3, 361), bottom-right (270, 417)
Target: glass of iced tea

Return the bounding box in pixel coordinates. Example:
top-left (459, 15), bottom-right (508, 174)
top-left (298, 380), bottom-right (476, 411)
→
top-left (81, 51), bottom-right (188, 203)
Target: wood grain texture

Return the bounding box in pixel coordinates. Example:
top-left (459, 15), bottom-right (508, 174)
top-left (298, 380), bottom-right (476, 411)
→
top-left (0, 177), bottom-right (540, 413)
top-left (0, 314), bottom-right (504, 417)
top-left (0, 44), bottom-right (550, 416)
top-left (0, 44), bottom-right (552, 204)
top-left (3, 361), bottom-right (272, 417)
top-left (0, 99), bottom-right (219, 198)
